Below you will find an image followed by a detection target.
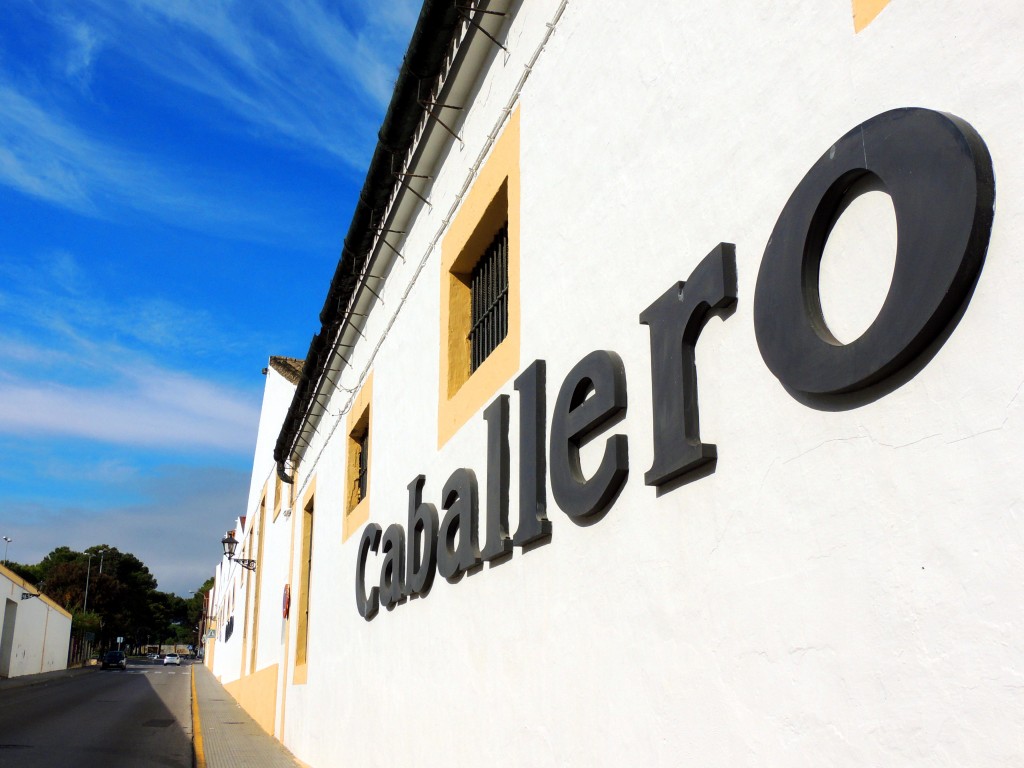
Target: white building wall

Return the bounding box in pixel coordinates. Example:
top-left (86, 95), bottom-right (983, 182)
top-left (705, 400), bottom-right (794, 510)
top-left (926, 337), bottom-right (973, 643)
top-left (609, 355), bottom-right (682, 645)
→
top-left (247, 368), bottom-right (298, 685)
top-left (1, 565), bottom-right (72, 678)
top-left (259, 2), bottom-right (1024, 766)
top-left (210, 363), bottom-right (297, 693)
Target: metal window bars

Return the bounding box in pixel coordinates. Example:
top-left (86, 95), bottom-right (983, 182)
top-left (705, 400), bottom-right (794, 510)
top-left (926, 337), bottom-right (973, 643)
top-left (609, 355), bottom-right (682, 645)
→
top-left (469, 225), bottom-right (509, 373)
top-left (356, 431), bottom-right (369, 503)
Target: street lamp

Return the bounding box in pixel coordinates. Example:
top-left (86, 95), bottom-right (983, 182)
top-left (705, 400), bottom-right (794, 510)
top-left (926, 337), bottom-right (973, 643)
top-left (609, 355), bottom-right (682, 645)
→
top-left (83, 553), bottom-right (95, 612)
top-left (221, 532), bottom-right (256, 571)
top-left (2, 536), bottom-right (11, 565)
top-left (82, 547), bottom-right (111, 614)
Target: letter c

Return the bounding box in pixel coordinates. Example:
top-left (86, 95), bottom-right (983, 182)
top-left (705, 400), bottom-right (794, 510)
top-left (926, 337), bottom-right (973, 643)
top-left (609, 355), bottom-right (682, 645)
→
top-left (355, 523), bottom-right (382, 620)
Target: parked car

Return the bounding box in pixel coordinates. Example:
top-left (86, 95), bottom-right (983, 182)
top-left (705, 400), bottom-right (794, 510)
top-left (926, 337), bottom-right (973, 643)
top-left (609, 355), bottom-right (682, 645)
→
top-left (101, 651), bottom-right (126, 670)
top-left (163, 653), bottom-right (181, 666)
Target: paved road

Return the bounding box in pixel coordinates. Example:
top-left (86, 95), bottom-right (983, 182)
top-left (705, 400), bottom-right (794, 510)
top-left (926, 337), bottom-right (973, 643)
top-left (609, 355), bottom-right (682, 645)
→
top-left (0, 660), bottom-right (193, 768)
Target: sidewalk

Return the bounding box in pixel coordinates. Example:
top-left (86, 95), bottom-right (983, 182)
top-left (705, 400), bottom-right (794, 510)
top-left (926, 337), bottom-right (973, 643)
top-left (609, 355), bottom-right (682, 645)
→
top-left (0, 665), bottom-right (94, 692)
top-left (192, 662), bottom-right (302, 768)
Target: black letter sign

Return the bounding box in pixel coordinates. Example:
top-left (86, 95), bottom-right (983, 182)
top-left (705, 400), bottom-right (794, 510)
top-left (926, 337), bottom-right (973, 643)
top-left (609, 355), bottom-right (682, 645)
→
top-left (356, 523), bottom-right (382, 620)
top-left (641, 243), bottom-right (737, 488)
top-left (513, 360), bottom-right (551, 547)
top-left (481, 396), bottom-right (513, 562)
top-left (405, 475), bottom-right (438, 598)
top-left (754, 108), bottom-right (994, 397)
top-left (550, 350), bottom-right (628, 521)
top-left (379, 523), bottom-right (405, 609)
top-left (437, 468), bottom-right (481, 580)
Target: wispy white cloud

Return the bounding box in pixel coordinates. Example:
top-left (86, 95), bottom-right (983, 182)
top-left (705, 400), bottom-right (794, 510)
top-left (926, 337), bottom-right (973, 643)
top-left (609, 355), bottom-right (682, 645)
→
top-left (0, 0), bottom-right (419, 241)
top-left (0, 79), bottom-right (332, 243)
top-left (34, 456), bottom-right (142, 487)
top-left (62, 20), bottom-right (101, 86)
top-left (0, 83), bottom-right (98, 211)
top-left (0, 250), bottom-right (260, 454)
top-left (0, 368), bottom-right (258, 453)
top-left (0, 249), bottom-right (240, 360)
top-left (278, 0), bottom-right (418, 106)
top-left (48, 0), bottom-right (418, 165)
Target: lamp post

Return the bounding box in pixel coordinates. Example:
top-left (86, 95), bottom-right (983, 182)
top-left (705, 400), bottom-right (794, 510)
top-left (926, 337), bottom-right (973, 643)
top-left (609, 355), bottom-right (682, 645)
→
top-left (83, 553), bottom-right (95, 612)
top-left (2, 536), bottom-right (10, 565)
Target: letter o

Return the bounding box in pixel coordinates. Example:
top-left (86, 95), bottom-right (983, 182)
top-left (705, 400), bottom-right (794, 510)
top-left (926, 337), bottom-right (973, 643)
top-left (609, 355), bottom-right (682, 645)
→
top-left (754, 108), bottom-right (994, 396)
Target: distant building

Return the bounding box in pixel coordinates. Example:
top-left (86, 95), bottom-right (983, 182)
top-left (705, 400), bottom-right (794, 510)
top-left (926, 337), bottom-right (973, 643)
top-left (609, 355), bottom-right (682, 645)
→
top-left (209, 2), bottom-right (1024, 766)
top-left (1, 564), bottom-right (72, 678)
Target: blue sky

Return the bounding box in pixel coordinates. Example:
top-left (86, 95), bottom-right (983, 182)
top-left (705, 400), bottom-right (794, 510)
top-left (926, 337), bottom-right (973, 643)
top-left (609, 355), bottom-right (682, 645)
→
top-left (0, 0), bottom-right (419, 595)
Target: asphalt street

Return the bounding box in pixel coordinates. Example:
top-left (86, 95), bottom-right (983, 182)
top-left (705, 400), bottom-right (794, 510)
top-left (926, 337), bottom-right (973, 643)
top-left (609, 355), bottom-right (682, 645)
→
top-left (0, 659), bottom-right (193, 768)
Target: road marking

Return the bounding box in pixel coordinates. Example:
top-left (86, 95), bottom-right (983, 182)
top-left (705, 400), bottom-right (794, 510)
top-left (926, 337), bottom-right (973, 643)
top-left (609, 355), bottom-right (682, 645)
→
top-left (192, 666), bottom-right (207, 768)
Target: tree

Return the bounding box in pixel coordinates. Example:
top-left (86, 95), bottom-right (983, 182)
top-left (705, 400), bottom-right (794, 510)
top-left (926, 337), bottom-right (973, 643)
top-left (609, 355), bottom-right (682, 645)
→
top-left (37, 545), bottom-right (80, 575)
top-left (188, 576), bottom-right (215, 626)
top-left (2, 561), bottom-right (41, 583)
top-left (24, 544), bottom-right (204, 652)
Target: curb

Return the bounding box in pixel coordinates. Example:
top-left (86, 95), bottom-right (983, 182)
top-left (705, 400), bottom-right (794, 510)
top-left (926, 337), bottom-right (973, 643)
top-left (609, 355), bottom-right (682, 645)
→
top-left (192, 666), bottom-right (207, 768)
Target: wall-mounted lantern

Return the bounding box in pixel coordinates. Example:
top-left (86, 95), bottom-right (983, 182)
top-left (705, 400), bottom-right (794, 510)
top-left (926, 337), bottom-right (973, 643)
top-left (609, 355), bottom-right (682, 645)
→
top-left (221, 532), bottom-right (257, 571)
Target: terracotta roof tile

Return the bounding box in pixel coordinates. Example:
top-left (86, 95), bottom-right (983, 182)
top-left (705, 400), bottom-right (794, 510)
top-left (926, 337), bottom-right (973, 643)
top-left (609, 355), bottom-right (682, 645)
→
top-left (268, 356), bottom-right (304, 385)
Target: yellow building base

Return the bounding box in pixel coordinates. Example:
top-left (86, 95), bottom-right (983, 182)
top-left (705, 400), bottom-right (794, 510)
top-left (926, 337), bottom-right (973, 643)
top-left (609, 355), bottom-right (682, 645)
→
top-left (224, 663), bottom-right (279, 736)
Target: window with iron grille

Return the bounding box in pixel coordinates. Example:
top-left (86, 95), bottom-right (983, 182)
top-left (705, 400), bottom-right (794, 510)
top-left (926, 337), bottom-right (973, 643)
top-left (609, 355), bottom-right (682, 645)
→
top-left (438, 112), bottom-right (519, 447)
top-left (468, 224), bottom-right (509, 373)
top-left (343, 376), bottom-right (372, 540)
top-left (355, 431), bottom-right (369, 502)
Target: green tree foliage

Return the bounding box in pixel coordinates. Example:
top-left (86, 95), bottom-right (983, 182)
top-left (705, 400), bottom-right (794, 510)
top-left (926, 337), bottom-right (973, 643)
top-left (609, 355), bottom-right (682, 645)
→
top-left (188, 576), bottom-right (215, 627)
top-left (2, 560), bottom-right (41, 583)
top-left (73, 611), bottom-right (102, 635)
top-left (19, 544), bottom-right (212, 652)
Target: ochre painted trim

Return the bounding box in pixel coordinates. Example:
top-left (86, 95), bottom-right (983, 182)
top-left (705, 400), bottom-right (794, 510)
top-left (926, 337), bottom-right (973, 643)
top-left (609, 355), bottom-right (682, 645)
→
top-left (224, 663), bottom-right (280, 736)
top-left (301, 477), bottom-right (316, 515)
top-left (438, 108), bottom-right (521, 448)
top-left (273, 474), bottom-right (283, 521)
top-left (240, 522), bottom-right (255, 680)
top-left (343, 372), bottom-right (373, 543)
top-left (249, 492), bottom-right (267, 675)
top-left (853, 0), bottom-right (891, 32)
top-left (293, 477), bottom-right (315, 686)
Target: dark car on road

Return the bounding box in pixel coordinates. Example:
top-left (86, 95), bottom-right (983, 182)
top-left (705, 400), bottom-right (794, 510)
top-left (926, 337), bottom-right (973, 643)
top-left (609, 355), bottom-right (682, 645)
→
top-left (100, 651), bottom-right (126, 670)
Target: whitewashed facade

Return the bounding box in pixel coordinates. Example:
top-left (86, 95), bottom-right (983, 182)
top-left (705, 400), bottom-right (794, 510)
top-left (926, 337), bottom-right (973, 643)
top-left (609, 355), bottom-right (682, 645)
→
top-left (0, 564), bottom-right (72, 678)
top-left (207, 357), bottom-right (300, 733)
top-left (211, 2), bottom-right (1024, 765)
